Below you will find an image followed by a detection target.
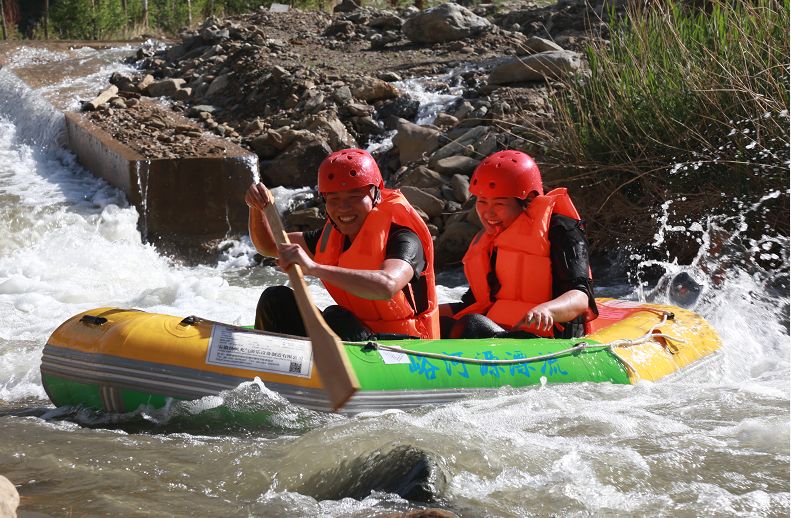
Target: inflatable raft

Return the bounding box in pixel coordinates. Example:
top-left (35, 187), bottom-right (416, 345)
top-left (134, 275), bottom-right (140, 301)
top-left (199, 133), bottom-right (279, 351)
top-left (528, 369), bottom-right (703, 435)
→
top-left (41, 299), bottom-right (721, 415)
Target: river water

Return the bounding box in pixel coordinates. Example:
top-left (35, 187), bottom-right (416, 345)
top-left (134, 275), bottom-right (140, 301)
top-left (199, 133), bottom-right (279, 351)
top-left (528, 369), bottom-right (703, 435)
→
top-left (0, 45), bottom-right (788, 517)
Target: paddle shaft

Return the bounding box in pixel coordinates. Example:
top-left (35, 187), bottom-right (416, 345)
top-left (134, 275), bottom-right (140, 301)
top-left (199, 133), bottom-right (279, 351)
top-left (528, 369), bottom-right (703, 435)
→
top-left (261, 198), bottom-right (359, 411)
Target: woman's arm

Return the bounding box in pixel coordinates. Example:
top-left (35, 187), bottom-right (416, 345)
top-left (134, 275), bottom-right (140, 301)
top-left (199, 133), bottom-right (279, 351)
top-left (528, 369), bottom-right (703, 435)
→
top-left (513, 289), bottom-right (589, 333)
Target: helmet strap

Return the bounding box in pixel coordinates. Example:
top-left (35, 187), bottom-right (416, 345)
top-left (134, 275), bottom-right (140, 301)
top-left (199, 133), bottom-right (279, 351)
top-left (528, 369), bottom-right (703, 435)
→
top-left (319, 193), bottom-right (339, 231)
top-left (370, 185), bottom-right (381, 207)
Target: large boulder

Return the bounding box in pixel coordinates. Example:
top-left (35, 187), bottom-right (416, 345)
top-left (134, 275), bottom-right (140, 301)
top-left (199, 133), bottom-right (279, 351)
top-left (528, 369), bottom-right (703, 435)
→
top-left (205, 73), bottom-right (232, 98)
top-left (378, 95), bottom-right (421, 126)
top-left (147, 78), bottom-right (186, 97)
top-left (399, 186), bottom-right (445, 218)
top-left (450, 173), bottom-right (471, 203)
top-left (402, 3), bottom-right (491, 43)
top-left (286, 207), bottom-right (325, 230)
top-left (435, 220), bottom-right (480, 266)
top-left (522, 36), bottom-right (564, 54)
top-left (392, 119), bottom-right (441, 165)
top-left (488, 50), bottom-right (582, 85)
top-left (303, 114), bottom-right (358, 149)
top-left (352, 76), bottom-right (399, 103)
top-left (399, 165), bottom-right (446, 189)
top-left (429, 126), bottom-right (489, 166)
top-left (432, 156), bottom-right (479, 176)
top-left (369, 13), bottom-right (404, 30)
top-left (260, 135), bottom-right (332, 187)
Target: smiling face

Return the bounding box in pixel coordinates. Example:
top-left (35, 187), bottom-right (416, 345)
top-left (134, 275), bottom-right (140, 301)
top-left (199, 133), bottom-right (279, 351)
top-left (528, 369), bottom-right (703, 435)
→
top-left (475, 195), bottom-right (525, 236)
top-left (323, 186), bottom-right (376, 239)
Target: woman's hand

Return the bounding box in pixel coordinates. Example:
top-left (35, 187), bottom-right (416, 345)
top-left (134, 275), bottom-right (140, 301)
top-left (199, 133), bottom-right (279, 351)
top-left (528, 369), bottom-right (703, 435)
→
top-left (513, 290), bottom-right (590, 333)
top-left (245, 182), bottom-right (272, 212)
top-left (514, 303), bottom-right (555, 333)
top-left (277, 243), bottom-right (317, 275)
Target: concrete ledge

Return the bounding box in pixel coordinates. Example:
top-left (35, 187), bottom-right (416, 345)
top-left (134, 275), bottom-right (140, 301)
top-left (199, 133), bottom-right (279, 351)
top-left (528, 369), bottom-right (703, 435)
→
top-left (64, 111), bottom-right (257, 260)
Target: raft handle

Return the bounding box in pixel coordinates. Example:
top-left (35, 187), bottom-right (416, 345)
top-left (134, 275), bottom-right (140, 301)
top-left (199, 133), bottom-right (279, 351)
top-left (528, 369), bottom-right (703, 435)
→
top-left (80, 315), bottom-right (108, 326)
top-left (361, 342), bottom-right (378, 352)
top-left (179, 315), bottom-right (198, 327)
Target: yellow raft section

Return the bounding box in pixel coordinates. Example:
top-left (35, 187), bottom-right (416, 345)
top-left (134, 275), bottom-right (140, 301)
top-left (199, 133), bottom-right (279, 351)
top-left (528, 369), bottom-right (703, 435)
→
top-left (48, 308), bottom-right (328, 391)
top-left (588, 299), bottom-right (722, 383)
top-left (47, 299), bottom-right (722, 390)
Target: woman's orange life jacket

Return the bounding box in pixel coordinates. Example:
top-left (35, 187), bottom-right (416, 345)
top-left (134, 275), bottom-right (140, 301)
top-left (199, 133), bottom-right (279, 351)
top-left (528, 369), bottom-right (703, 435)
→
top-left (456, 187), bottom-right (594, 337)
top-left (312, 188), bottom-right (440, 339)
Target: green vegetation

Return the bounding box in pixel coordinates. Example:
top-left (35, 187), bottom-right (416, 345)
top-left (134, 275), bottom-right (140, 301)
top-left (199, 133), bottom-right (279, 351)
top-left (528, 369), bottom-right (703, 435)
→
top-left (3, 0), bottom-right (437, 39)
top-left (541, 0), bottom-right (789, 253)
top-left (4, 1), bottom-right (323, 40)
top-left (548, 0), bottom-right (788, 186)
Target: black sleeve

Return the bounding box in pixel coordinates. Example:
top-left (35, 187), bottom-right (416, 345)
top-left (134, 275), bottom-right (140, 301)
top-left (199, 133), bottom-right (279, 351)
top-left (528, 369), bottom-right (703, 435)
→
top-left (549, 214), bottom-right (598, 315)
top-left (448, 288), bottom-right (476, 314)
top-left (302, 227), bottom-right (323, 256)
top-left (385, 225), bottom-right (426, 281)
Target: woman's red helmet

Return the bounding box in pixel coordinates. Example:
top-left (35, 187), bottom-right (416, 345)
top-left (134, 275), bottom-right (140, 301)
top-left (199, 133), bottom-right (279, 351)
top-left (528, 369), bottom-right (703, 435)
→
top-left (469, 150), bottom-right (543, 199)
top-left (317, 148), bottom-right (384, 193)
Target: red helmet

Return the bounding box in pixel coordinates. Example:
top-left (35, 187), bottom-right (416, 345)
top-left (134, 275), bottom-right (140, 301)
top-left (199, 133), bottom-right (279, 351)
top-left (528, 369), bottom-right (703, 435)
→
top-left (469, 150), bottom-right (543, 199)
top-left (318, 148), bottom-right (384, 193)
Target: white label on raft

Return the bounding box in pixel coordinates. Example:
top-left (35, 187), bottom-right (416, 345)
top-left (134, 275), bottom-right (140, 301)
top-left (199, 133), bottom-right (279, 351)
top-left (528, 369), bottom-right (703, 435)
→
top-left (379, 346), bottom-right (411, 365)
top-left (206, 326), bottom-right (313, 378)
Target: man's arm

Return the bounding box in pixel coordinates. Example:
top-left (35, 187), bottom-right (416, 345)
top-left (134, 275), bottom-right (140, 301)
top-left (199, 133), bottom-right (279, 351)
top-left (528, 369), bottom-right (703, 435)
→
top-left (245, 182), bottom-right (307, 256)
top-left (277, 243), bottom-right (415, 300)
top-left (276, 225), bottom-right (423, 300)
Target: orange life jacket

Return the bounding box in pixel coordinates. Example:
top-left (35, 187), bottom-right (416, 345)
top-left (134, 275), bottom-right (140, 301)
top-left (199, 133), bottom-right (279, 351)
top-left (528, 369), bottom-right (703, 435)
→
top-left (312, 188), bottom-right (440, 339)
top-left (456, 188), bottom-right (593, 336)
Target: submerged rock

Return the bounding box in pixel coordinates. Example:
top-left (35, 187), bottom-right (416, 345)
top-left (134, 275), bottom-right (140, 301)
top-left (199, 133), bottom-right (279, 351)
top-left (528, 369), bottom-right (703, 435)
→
top-left (297, 445), bottom-right (448, 502)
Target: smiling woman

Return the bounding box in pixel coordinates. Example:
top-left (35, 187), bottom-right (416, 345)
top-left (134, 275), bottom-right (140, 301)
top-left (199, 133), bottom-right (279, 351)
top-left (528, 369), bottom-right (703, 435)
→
top-left (245, 148), bottom-right (441, 342)
top-left (440, 150), bottom-right (598, 340)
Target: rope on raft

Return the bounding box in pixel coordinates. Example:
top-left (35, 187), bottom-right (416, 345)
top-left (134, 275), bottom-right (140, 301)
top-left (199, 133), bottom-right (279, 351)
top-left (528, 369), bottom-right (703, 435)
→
top-left (182, 308), bottom-right (685, 367)
top-left (351, 313), bottom-right (687, 366)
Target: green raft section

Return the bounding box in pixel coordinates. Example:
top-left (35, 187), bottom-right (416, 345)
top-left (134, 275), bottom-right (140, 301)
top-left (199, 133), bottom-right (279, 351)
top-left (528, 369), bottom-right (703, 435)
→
top-left (40, 334), bottom-right (630, 414)
top-left (346, 337), bottom-right (630, 389)
top-left (41, 373), bottom-right (169, 413)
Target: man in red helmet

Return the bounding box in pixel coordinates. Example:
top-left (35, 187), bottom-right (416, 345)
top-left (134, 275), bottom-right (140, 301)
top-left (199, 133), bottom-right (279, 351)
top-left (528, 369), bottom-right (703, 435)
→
top-left (440, 150), bottom-right (598, 339)
top-left (245, 148), bottom-right (440, 341)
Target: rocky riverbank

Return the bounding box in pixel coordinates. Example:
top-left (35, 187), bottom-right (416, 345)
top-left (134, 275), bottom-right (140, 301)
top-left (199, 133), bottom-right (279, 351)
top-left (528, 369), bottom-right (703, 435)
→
top-left (81, 0), bottom-right (625, 267)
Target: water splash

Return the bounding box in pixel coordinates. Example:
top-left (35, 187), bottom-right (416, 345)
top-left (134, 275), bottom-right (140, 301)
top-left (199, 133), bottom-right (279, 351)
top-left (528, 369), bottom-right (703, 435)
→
top-left (134, 159), bottom-right (151, 241)
top-left (0, 68), bottom-right (67, 152)
top-left (37, 377), bottom-right (339, 437)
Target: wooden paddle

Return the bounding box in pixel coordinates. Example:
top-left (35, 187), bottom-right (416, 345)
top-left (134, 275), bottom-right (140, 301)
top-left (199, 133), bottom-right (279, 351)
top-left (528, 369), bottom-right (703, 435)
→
top-left (262, 193), bottom-right (359, 411)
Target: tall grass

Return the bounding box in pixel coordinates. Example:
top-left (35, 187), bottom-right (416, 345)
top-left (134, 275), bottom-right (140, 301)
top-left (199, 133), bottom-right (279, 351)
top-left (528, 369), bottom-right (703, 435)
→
top-left (552, 0), bottom-right (787, 165)
top-left (543, 0), bottom-right (789, 255)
